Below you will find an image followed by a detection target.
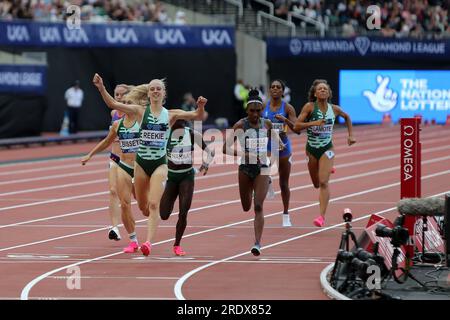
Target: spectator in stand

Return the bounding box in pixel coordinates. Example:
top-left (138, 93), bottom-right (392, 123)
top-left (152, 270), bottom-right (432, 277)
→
top-left (173, 10), bottom-right (187, 25)
top-left (1, 0), bottom-right (449, 39)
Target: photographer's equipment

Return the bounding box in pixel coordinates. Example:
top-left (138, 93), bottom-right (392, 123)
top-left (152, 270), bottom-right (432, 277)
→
top-left (398, 197), bottom-right (445, 263)
top-left (375, 223), bottom-right (409, 248)
top-left (330, 209), bottom-right (360, 290)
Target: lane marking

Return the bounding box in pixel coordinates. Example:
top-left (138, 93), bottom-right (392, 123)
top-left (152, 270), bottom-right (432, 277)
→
top-left (173, 190), bottom-right (450, 300)
top-left (19, 172), bottom-right (450, 299)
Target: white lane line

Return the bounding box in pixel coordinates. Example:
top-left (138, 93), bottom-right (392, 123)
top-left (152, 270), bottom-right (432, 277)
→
top-left (0, 158), bottom-right (106, 177)
top-left (0, 124), bottom-right (443, 172)
top-left (2, 153), bottom-right (449, 242)
top-left (2, 143), bottom-right (449, 216)
top-left (0, 207), bottom-right (109, 229)
top-left (0, 169), bottom-right (107, 186)
top-left (19, 170), bottom-right (450, 300)
top-left (0, 179), bottom-right (107, 197)
top-left (30, 297), bottom-right (177, 300)
top-left (173, 190), bottom-right (450, 300)
top-left (1, 127), bottom-right (445, 187)
top-left (0, 192), bottom-right (108, 213)
top-left (2, 129), bottom-right (447, 197)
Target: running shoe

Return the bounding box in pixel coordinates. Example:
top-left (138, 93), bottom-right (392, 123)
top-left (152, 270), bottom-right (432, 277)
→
top-left (331, 167), bottom-right (336, 174)
top-left (123, 241), bottom-right (139, 253)
top-left (108, 227), bottom-right (121, 241)
top-left (140, 241), bottom-right (152, 256)
top-left (251, 243), bottom-right (261, 256)
top-left (173, 246), bottom-right (186, 256)
top-left (313, 216), bottom-right (325, 227)
top-left (282, 214), bottom-right (292, 227)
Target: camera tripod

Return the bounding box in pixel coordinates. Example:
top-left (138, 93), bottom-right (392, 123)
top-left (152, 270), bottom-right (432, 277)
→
top-left (329, 218), bottom-right (359, 290)
top-left (383, 247), bottom-right (428, 289)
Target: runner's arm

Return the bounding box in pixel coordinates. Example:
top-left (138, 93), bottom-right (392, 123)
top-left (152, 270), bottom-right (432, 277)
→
top-left (81, 122), bottom-right (118, 165)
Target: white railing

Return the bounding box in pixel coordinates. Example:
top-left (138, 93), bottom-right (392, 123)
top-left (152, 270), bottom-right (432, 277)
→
top-left (257, 11), bottom-right (296, 37)
top-left (252, 0), bottom-right (274, 16)
top-left (223, 0), bottom-right (243, 17)
top-left (287, 11), bottom-right (326, 37)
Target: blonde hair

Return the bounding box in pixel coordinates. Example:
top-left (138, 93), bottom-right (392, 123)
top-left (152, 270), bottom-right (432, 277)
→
top-left (124, 84), bottom-right (149, 106)
top-left (149, 78), bottom-right (167, 103)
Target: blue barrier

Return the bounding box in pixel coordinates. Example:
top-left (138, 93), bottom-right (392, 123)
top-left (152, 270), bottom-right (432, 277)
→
top-left (0, 21), bottom-right (235, 48)
top-left (267, 36), bottom-right (449, 59)
top-left (0, 64), bottom-right (47, 94)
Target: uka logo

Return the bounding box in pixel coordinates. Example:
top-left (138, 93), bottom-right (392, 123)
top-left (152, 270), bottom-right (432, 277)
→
top-left (201, 29), bottom-right (232, 46)
top-left (39, 26), bottom-right (89, 44)
top-left (106, 28), bottom-right (138, 44)
top-left (7, 25), bottom-right (30, 42)
top-left (154, 28), bottom-right (186, 45)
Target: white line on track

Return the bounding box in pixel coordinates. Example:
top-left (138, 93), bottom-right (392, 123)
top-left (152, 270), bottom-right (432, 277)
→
top-left (1, 127), bottom-right (445, 186)
top-left (0, 158), bottom-right (107, 177)
top-left (19, 171), bottom-right (450, 300)
top-left (0, 169), bottom-right (107, 186)
top-left (1, 142), bottom-right (449, 215)
top-left (173, 190), bottom-right (450, 300)
top-left (2, 153), bottom-right (449, 236)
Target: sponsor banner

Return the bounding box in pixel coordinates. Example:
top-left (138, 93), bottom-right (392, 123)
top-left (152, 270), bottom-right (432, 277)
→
top-left (0, 64), bottom-right (46, 94)
top-left (339, 70), bottom-right (450, 124)
top-left (0, 21), bottom-right (234, 48)
top-left (267, 37), bottom-right (449, 58)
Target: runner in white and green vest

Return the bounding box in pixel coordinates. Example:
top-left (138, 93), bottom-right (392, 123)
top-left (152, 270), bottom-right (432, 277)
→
top-left (93, 74), bottom-right (207, 257)
top-left (295, 79), bottom-right (356, 228)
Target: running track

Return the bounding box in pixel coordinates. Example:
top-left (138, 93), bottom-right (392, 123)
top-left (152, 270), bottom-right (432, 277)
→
top-left (0, 124), bottom-right (449, 300)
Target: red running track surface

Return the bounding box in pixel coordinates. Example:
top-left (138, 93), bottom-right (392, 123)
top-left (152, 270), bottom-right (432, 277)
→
top-left (0, 124), bottom-right (449, 300)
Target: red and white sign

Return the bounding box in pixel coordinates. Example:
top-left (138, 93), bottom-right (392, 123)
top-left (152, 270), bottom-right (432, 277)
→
top-left (400, 118), bottom-right (421, 261)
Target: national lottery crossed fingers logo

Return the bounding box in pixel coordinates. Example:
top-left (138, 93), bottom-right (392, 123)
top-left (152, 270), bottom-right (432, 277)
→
top-left (339, 70), bottom-right (450, 124)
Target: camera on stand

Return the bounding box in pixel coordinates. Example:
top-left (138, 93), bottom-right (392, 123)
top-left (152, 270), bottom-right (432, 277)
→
top-left (375, 223), bottom-right (409, 248)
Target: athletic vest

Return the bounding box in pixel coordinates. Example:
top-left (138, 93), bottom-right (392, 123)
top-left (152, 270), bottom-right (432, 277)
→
top-left (238, 118), bottom-right (269, 165)
top-left (307, 102), bottom-right (335, 148)
top-left (111, 111), bottom-right (124, 143)
top-left (166, 127), bottom-right (194, 173)
top-left (138, 104), bottom-right (170, 160)
top-left (116, 117), bottom-right (140, 154)
top-left (263, 100), bottom-right (288, 133)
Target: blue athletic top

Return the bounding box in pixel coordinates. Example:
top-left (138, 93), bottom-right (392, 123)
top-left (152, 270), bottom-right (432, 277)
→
top-left (263, 100), bottom-right (292, 157)
top-left (263, 100), bottom-right (288, 136)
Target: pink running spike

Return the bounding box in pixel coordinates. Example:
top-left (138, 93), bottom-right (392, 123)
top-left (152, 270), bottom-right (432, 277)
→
top-left (331, 167), bottom-right (336, 174)
top-left (173, 246), bottom-right (186, 256)
top-left (313, 216), bottom-right (325, 227)
top-left (140, 241), bottom-right (151, 256)
top-left (123, 241), bottom-right (139, 253)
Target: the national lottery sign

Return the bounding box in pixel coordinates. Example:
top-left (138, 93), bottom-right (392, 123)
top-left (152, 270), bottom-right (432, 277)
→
top-left (339, 70), bottom-right (450, 124)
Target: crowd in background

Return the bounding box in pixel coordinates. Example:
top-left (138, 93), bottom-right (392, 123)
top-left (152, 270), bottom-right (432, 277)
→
top-left (0, 0), bottom-right (187, 24)
top-left (250, 0), bottom-right (449, 38)
top-left (1, 0), bottom-right (449, 38)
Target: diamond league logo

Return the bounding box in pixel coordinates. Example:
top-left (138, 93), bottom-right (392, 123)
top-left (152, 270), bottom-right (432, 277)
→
top-left (354, 36), bottom-right (371, 56)
top-left (289, 38), bottom-right (302, 55)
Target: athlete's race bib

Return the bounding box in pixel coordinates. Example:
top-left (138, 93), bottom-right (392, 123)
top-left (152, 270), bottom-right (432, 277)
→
top-left (310, 124), bottom-right (333, 138)
top-left (272, 122), bottom-right (284, 132)
top-left (119, 138), bottom-right (139, 153)
top-left (168, 147), bottom-right (192, 165)
top-left (140, 129), bottom-right (167, 148)
top-left (246, 137), bottom-right (268, 153)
